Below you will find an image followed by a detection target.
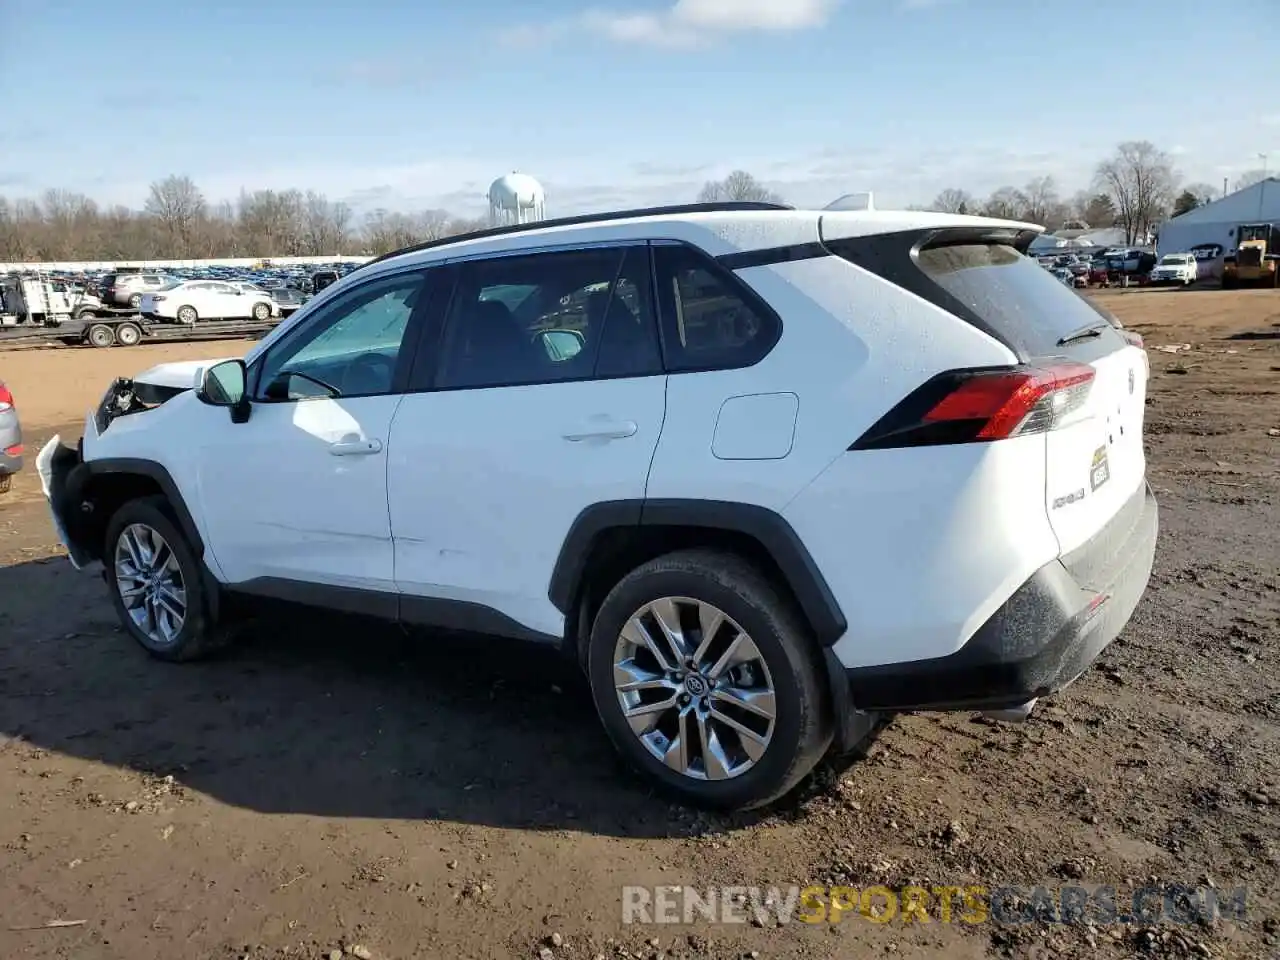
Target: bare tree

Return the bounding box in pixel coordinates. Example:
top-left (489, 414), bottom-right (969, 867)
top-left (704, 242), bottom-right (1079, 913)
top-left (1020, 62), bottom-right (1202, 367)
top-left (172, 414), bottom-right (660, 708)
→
top-left (697, 170), bottom-right (784, 204)
top-left (1093, 141), bottom-right (1177, 245)
top-left (1232, 169), bottom-right (1269, 192)
top-left (144, 175), bottom-right (206, 257)
top-left (929, 188), bottom-right (975, 214)
top-left (1022, 176), bottom-right (1059, 226)
top-left (983, 186), bottom-right (1028, 221)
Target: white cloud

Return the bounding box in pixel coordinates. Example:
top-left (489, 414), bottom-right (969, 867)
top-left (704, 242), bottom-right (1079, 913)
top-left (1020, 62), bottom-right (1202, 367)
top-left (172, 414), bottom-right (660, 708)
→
top-left (505, 0), bottom-right (839, 48)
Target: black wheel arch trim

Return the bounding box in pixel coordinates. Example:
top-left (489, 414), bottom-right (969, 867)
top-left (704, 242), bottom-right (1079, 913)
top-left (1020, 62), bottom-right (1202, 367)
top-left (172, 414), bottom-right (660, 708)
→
top-left (548, 498), bottom-right (848, 647)
top-left (81, 457), bottom-right (206, 556)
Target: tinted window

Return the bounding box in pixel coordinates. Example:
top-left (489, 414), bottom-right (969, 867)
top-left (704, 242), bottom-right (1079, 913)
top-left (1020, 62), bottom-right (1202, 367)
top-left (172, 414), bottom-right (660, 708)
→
top-left (255, 270), bottom-right (428, 401)
top-left (915, 244), bottom-right (1117, 354)
top-left (434, 247), bottom-right (659, 390)
top-left (652, 244), bottom-right (780, 372)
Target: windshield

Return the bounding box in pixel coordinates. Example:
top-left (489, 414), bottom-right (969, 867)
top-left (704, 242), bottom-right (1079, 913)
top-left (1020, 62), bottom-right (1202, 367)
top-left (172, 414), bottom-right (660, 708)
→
top-left (1160, 255), bottom-right (1190, 264)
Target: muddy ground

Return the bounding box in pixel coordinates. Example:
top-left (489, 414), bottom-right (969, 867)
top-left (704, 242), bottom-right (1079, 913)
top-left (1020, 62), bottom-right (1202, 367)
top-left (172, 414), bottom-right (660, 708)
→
top-left (0, 289), bottom-right (1276, 960)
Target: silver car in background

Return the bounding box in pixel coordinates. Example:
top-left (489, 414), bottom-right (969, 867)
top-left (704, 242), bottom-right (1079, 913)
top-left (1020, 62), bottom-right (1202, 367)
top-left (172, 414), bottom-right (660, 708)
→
top-left (0, 377), bottom-right (22, 494)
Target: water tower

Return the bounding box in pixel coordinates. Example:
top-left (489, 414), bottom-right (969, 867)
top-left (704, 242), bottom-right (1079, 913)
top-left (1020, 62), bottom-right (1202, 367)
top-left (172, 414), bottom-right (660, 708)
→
top-left (488, 172), bottom-right (546, 227)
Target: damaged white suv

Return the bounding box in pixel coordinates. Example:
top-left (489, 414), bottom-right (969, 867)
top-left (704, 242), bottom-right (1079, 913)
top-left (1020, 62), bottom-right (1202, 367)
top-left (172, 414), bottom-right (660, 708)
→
top-left (38, 201), bottom-right (1158, 810)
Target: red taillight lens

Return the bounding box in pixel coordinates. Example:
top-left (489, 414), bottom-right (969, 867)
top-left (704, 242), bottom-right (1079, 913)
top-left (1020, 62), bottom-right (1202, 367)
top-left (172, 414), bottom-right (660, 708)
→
top-left (4, 444), bottom-right (21, 457)
top-left (852, 362), bottom-right (1095, 450)
top-left (0, 384), bottom-right (12, 412)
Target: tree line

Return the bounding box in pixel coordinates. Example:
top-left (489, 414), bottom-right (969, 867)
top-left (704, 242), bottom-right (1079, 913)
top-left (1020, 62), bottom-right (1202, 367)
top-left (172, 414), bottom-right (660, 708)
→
top-left (0, 175), bottom-right (492, 263)
top-left (0, 141), bottom-right (1259, 263)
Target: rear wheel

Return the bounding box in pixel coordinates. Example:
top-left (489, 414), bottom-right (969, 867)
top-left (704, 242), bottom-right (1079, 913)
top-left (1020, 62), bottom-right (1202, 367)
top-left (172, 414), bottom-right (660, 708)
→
top-left (85, 323), bottom-right (114, 348)
top-left (587, 549), bottom-right (832, 810)
top-left (115, 321), bottom-right (142, 346)
top-left (251, 301), bottom-right (271, 321)
top-left (103, 496), bottom-right (232, 662)
top-left (128, 293), bottom-right (142, 309)
top-left (176, 305), bottom-right (198, 325)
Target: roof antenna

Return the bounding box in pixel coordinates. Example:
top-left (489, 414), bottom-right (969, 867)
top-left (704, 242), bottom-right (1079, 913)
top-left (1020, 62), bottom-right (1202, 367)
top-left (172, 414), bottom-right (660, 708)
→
top-left (825, 192), bottom-right (874, 212)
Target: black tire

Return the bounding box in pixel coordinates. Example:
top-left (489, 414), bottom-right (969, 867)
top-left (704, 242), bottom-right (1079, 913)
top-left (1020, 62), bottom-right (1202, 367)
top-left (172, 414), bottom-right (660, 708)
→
top-left (85, 323), bottom-right (115, 348)
top-left (251, 301), bottom-right (271, 321)
top-left (115, 322), bottom-right (141, 346)
top-left (75, 309), bottom-right (99, 320)
top-left (128, 293), bottom-right (142, 309)
top-left (103, 495), bottom-right (230, 662)
top-left (587, 549), bottom-right (832, 811)
top-left (176, 305), bottom-right (198, 325)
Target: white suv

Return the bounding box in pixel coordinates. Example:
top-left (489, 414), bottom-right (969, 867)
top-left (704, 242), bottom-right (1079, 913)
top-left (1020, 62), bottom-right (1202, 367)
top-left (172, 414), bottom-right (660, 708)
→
top-left (36, 201), bottom-right (1158, 811)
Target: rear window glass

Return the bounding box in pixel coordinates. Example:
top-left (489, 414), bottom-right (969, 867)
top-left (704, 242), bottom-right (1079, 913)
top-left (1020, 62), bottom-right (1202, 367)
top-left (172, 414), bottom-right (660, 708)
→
top-left (915, 244), bottom-right (1112, 354)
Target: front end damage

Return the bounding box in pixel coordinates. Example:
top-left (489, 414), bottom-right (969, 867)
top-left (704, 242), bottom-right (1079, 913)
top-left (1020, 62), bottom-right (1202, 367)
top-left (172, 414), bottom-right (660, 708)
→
top-left (37, 362), bottom-right (215, 569)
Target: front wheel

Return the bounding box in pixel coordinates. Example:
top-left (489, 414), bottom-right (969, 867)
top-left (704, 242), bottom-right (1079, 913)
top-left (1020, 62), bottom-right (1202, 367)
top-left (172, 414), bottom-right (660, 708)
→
top-left (176, 305), bottom-right (198, 325)
top-left (587, 549), bottom-right (832, 811)
top-left (103, 496), bottom-right (230, 662)
top-left (251, 301), bottom-right (271, 321)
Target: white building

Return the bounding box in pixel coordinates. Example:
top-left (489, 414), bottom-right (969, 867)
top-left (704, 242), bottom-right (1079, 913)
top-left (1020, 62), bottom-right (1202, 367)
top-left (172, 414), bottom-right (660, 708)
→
top-left (1157, 178), bottom-right (1280, 256)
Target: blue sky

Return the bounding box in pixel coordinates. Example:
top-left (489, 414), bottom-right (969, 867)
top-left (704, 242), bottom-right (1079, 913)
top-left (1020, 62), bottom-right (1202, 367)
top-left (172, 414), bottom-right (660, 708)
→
top-left (2, 0), bottom-right (1277, 217)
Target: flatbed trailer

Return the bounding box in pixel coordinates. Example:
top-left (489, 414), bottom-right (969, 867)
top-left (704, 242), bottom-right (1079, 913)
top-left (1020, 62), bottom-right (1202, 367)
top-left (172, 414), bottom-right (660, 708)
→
top-left (0, 314), bottom-right (280, 350)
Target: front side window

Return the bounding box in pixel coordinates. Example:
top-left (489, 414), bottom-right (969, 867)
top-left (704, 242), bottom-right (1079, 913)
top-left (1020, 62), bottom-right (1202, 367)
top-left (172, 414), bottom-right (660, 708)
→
top-left (652, 244), bottom-right (781, 372)
top-left (434, 246), bottom-right (660, 390)
top-left (254, 270), bottom-right (428, 401)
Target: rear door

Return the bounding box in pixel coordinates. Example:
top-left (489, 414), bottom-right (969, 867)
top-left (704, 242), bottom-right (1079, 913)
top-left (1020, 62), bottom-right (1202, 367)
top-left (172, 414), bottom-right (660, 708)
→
top-left (910, 239), bottom-right (1149, 554)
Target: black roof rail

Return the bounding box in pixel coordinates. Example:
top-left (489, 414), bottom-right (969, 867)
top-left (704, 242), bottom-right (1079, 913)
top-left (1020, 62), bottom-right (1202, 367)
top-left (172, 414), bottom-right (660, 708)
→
top-left (356, 200), bottom-right (795, 270)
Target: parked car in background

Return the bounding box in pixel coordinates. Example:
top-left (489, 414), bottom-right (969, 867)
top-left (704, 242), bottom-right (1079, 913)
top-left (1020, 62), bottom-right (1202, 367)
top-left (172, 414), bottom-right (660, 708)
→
top-left (0, 377), bottom-right (22, 494)
top-left (310, 269), bottom-right (340, 293)
top-left (139, 280), bottom-right (278, 324)
top-left (269, 287), bottom-right (308, 315)
top-left (100, 273), bottom-right (175, 308)
top-left (1149, 253), bottom-right (1199, 286)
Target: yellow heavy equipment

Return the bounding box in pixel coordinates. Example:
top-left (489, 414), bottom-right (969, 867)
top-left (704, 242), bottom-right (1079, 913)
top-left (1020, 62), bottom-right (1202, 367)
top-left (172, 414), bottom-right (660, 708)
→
top-left (1221, 223), bottom-right (1280, 288)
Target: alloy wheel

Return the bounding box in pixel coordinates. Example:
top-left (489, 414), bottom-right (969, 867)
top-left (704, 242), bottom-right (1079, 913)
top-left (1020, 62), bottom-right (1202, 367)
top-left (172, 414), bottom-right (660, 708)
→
top-left (114, 523), bottom-right (188, 646)
top-left (612, 597), bottom-right (776, 781)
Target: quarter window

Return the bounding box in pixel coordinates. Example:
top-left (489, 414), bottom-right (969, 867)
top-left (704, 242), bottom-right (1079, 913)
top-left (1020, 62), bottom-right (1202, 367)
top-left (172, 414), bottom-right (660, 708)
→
top-left (652, 244), bottom-right (780, 372)
top-left (254, 270), bottom-right (428, 401)
top-left (434, 247), bottom-right (661, 390)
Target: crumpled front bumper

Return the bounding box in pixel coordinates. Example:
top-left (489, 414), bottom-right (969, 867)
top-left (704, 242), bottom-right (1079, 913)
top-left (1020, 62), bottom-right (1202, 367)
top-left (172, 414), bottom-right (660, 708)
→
top-left (36, 434), bottom-right (96, 569)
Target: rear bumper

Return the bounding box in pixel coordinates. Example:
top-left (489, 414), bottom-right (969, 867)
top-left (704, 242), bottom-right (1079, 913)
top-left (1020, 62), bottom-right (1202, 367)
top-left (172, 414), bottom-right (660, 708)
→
top-left (0, 451), bottom-right (21, 475)
top-left (841, 480), bottom-right (1158, 713)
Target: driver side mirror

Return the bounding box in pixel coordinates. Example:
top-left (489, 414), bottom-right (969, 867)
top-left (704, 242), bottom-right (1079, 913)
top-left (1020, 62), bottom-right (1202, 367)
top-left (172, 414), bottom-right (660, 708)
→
top-left (196, 359), bottom-right (251, 423)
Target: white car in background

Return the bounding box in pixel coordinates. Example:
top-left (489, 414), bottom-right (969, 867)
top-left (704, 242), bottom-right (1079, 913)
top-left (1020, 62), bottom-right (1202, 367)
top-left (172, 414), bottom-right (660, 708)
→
top-left (140, 280), bottom-right (278, 324)
top-left (1149, 253), bottom-right (1198, 286)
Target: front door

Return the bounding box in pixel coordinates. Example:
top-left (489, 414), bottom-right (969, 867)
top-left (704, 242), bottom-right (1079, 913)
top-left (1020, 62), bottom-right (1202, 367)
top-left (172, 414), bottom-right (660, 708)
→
top-left (387, 245), bottom-right (667, 638)
top-left (195, 267), bottom-right (437, 597)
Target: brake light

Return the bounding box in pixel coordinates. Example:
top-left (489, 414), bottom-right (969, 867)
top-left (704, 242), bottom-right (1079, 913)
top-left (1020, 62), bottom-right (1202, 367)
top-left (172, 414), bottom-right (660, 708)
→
top-left (0, 383), bottom-right (12, 412)
top-left (851, 362), bottom-right (1095, 450)
top-left (4, 444), bottom-right (21, 457)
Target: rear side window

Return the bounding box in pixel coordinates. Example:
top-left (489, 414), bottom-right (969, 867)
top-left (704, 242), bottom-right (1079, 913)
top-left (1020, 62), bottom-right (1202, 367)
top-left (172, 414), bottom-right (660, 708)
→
top-left (653, 243), bottom-right (781, 372)
top-left (913, 243), bottom-right (1115, 356)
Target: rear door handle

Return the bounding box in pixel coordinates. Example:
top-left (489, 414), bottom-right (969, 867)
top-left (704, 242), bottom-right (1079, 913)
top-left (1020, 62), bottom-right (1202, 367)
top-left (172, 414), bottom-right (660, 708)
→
top-left (562, 420), bottom-right (638, 442)
top-left (329, 437), bottom-right (383, 456)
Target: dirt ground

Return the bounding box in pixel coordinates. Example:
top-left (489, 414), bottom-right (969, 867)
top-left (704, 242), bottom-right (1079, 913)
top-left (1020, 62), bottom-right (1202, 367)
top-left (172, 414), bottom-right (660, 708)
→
top-left (0, 291), bottom-right (1277, 960)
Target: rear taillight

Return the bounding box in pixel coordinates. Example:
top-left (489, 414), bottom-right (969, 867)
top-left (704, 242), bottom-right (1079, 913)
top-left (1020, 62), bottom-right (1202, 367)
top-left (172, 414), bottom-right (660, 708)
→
top-left (0, 384), bottom-right (12, 412)
top-left (851, 362), bottom-right (1096, 450)
top-left (4, 444), bottom-right (21, 457)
